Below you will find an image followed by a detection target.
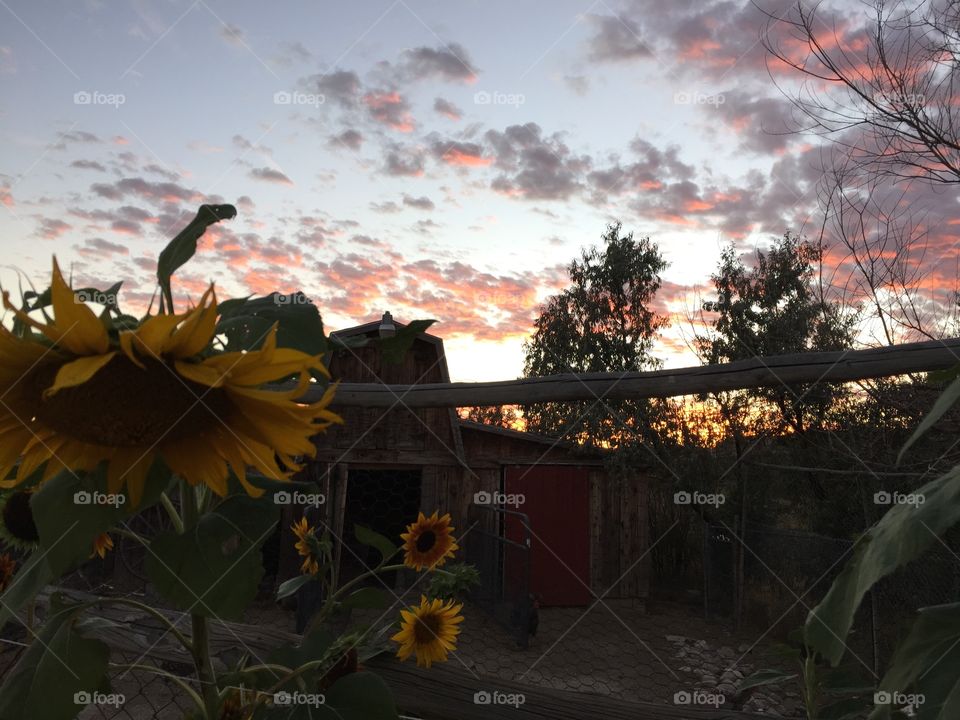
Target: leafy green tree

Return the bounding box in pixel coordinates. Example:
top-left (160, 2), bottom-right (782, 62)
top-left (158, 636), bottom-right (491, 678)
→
top-left (696, 233), bottom-right (857, 436)
top-left (522, 222), bottom-right (668, 446)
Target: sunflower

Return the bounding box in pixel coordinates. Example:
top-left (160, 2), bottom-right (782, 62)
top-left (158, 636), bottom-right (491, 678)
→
top-left (0, 489), bottom-right (39, 551)
top-left (91, 532), bottom-right (113, 559)
top-left (391, 595), bottom-right (464, 668)
top-left (291, 516), bottom-right (321, 575)
top-left (0, 259), bottom-right (341, 505)
top-left (400, 511), bottom-right (458, 571)
top-left (0, 552), bottom-right (15, 592)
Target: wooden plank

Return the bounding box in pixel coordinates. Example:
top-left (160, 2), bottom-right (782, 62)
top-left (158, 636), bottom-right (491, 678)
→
top-left (30, 590), bottom-right (766, 720)
top-left (299, 337), bottom-right (960, 407)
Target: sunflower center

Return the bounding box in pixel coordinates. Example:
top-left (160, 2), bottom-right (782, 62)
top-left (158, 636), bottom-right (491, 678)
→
top-left (415, 530), bottom-right (437, 553)
top-left (2, 491), bottom-right (39, 543)
top-left (413, 613), bottom-right (441, 645)
top-left (28, 355), bottom-right (233, 447)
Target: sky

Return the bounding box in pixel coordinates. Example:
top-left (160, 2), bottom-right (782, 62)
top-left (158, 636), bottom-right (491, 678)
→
top-left (2, 0), bottom-right (959, 381)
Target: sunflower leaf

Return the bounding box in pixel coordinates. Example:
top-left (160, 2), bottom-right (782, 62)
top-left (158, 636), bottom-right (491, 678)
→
top-left (146, 495), bottom-right (278, 620)
top-left (30, 462), bottom-right (169, 581)
top-left (250, 671), bottom-right (398, 720)
top-left (321, 671), bottom-right (399, 720)
top-left (277, 573), bottom-right (314, 600)
top-left (353, 524), bottom-right (397, 565)
top-left (216, 292), bottom-right (327, 357)
top-left (376, 319), bottom-right (436, 365)
top-left (805, 466), bottom-right (960, 666)
top-left (157, 204), bottom-right (236, 311)
top-left (339, 587), bottom-right (388, 611)
top-left (0, 602), bottom-right (110, 720)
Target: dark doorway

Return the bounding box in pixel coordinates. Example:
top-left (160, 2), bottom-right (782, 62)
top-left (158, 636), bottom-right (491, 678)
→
top-left (340, 468), bottom-right (422, 587)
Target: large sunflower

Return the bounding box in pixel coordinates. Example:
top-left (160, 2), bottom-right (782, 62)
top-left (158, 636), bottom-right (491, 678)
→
top-left (400, 511), bottom-right (458, 571)
top-left (391, 595), bottom-right (464, 668)
top-left (0, 259), bottom-right (341, 505)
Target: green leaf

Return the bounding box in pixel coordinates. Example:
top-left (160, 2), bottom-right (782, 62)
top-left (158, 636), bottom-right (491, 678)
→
top-left (157, 204), bottom-right (236, 310)
top-left (738, 668), bottom-right (798, 693)
top-left (340, 587), bottom-right (388, 611)
top-left (215, 292), bottom-right (327, 356)
top-left (869, 602), bottom-right (960, 720)
top-left (0, 604), bottom-right (110, 720)
top-left (256, 629), bottom-right (336, 693)
top-left (376, 319), bottom-right (436, 364)
top-left (0, 462), bottom-right (171, 631)
top-left (898, 375), bottom-right (960, 462)
top-left (146, 495), bottom-right (278, 620)
top-left (277, 574), bottom-right (314, 600)
top-left (354, 524), bottom-right (397, 564)
top-left (322, 671), bottom-right (398, 720)
top-left (254, 671), bottom-right (399, 720)
top-left (805, 466), bottom-right (960, 665)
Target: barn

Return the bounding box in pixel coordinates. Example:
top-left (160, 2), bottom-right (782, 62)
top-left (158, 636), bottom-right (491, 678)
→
top-left (285, 313), bottom-right (651, 620)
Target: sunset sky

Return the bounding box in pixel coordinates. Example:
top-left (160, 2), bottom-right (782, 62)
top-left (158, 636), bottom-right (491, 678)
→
top-left (2, 0), bottom-right (959, 381)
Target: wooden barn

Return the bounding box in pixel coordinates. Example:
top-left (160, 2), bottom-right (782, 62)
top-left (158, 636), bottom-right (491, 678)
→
top-left (295, 313), bottom-right (651, 608)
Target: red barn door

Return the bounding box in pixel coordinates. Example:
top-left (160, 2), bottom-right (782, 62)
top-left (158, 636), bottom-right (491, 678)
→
top-left (504, 465), bottom-right (592, 606)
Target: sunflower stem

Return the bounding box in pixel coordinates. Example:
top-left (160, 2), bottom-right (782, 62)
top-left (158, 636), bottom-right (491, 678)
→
top-left (180, 481), bottom-right (220, 720)
top-left (159, 491), bottom-right (184, 534)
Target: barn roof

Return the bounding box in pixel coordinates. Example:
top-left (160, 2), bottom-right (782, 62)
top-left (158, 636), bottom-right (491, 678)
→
top-left (458, 419), bottom-right (605, 456)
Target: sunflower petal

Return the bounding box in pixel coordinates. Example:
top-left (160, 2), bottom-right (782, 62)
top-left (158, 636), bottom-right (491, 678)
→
top-left (44, 352), bottom-right (116, 398)
top-left (164, 286), bottom-right (217, 358)
top-left (49, 258), bottom-right (110, 355)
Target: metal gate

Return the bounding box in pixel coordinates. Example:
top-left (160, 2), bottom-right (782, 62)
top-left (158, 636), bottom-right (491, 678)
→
top-left (465, 503), bottom-right (534, 648)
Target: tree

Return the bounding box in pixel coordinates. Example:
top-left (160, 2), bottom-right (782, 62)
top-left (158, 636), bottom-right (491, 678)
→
top-left (696, 232), bottom-right (857, 436)
top-left (765, 1), bottom-right (960, 342)
top-left (522, 222), bottom-right (668, 446)
top-left (459, 405), bottom-right (521, 429)
top-left (765, 0), bottom-right (960, 186)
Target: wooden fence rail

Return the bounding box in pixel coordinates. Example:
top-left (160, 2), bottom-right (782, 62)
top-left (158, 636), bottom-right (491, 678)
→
top-left (300, 337), bottom-right (960, 407)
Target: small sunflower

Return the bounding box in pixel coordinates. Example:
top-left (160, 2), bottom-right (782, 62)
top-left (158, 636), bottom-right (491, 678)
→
top-left (0, 259), bottom-right (341, 505)
top-left (391, 594), bottom-right (464, 668)
top-left (0, 489), bottom-right (39, 551)
top-left (91, 532), bottom-right (113, 559)
top-left (291, 517), bottom-right (321, 575)
top-left (401, 511), bottom-right (458, 571)
top-left (0, 552), bottom-right (15, 592)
